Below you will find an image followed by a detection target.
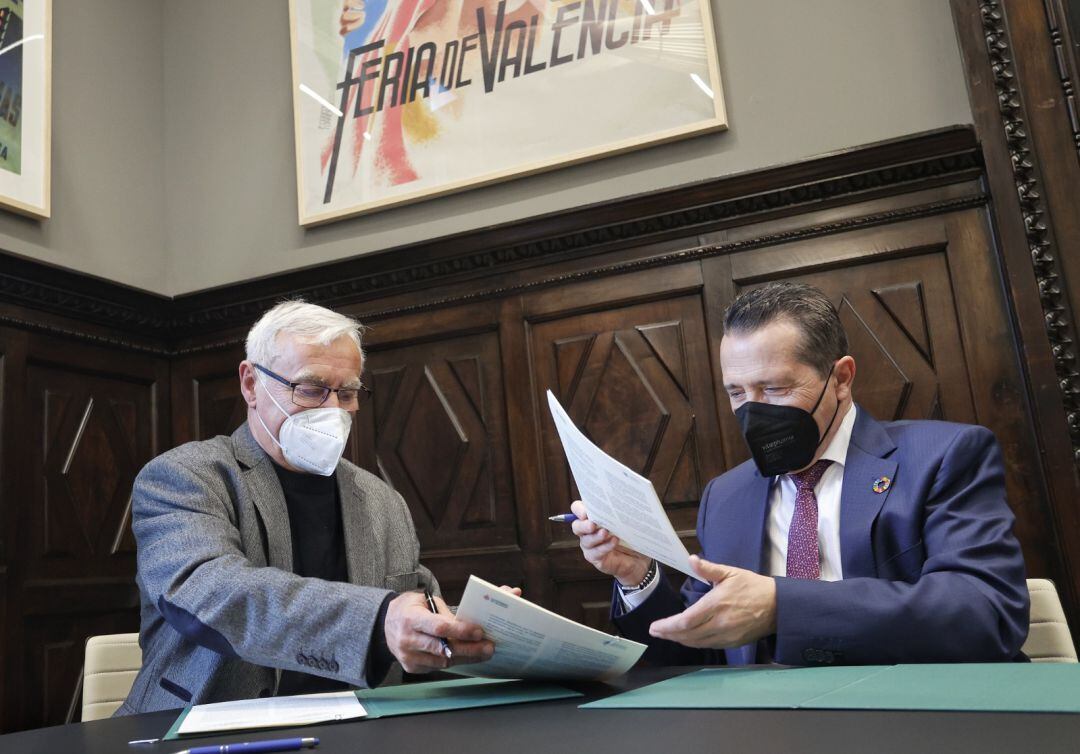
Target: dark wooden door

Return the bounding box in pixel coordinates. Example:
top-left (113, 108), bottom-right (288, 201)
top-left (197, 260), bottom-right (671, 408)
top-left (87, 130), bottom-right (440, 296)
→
top-left (3, 333), bottom-right (168, 731)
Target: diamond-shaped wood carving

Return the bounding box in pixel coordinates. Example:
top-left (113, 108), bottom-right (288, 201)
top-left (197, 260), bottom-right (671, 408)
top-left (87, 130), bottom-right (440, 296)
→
top-left (554, 334), bottom-right (595, 403)
top-left (43, 392), bottom-right (139, 558)
top-left (397, 369), bottom-right (469, 527)
top-left (872, 281), bottom-right (934, 366)
top-left (838, 296), bottom-right (912, 420)
top-left (555, 324), bottom-right (698, 507)
top-left (34, 366), bottom-right (153, 564)
top-left (375, 359), bottom-right (491, 531)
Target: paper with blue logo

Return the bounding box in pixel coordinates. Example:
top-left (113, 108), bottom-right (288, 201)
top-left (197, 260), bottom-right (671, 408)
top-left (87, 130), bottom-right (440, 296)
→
top-left (450, 575), bottom-right (645, 681)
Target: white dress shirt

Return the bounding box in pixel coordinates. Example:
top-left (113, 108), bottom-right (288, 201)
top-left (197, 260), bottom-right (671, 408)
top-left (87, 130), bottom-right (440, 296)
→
top-left (621, 404), bottom-right (857, 609)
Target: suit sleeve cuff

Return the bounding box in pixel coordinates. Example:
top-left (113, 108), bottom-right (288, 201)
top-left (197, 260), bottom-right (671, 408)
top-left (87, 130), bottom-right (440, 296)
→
top-left (365, 592), bottom-right (397, 687)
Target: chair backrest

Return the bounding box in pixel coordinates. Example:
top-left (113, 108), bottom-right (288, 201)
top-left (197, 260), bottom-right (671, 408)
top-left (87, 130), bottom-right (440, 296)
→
top-left (1022, 579), bottom-right (1078, 663)
top-left (83, 633), bottom-right (142, 721)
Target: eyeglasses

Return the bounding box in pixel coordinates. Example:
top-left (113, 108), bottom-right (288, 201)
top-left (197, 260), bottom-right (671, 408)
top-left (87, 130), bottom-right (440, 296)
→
top-left (254, 363), bottom-right (372, 409)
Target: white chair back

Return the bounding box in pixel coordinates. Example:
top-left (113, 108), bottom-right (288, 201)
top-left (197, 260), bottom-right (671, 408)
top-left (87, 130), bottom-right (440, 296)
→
top-left (1022, 579), bottom-right (1077, 663)
top-left (82, 633), bottom-right (142, 721)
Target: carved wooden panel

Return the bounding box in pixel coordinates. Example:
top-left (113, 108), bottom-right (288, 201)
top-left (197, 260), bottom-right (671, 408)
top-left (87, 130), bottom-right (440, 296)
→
top-left (171, 345), bottom-right (247, 445)
top-left (733, 255), bottom-right (976, 425)
top-left (25, 362), bottom-right (158, 578)
top-left (514, 269), bottom-right (724, 628)
top-left (530, 293), bottom-right (724, 541)
top-left (3, 337), bottom-right (165, 731)
top-left (356, 328), bottom-right (517, 553)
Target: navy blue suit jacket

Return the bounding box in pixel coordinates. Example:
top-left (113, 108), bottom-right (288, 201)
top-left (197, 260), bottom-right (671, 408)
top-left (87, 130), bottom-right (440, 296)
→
top-left (613, 408), bottom-right (1030, 666)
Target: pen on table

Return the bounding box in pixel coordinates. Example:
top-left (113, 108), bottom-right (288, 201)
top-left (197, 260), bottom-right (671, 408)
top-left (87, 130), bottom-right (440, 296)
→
top-left (173, 736), bottom-right (319, 754)
top-left (424, 588), bottom-right (454, 659)
top-left (548, 513), bottom-right (579, 523)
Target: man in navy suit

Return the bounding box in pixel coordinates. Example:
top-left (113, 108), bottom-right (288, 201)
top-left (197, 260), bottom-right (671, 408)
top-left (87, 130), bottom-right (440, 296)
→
top-left (571, 282), bottom-right (1029, 665)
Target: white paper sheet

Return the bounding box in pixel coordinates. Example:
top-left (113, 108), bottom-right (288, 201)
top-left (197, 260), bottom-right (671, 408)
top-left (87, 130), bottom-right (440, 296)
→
top-left (547, 390), bottom-right (694, 576)
top-left (177, 690), bottom-right (366, 736)
top-left (450, 576), bottom-right (646, 682)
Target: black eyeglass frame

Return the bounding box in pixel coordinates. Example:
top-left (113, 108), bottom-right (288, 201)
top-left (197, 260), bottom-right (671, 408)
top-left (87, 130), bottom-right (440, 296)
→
top-left (254, 363), bottom-right (372, 408)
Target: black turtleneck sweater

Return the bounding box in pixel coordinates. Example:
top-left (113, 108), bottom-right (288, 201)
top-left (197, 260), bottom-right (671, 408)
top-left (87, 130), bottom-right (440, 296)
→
top-left (271, 462), bottom-right (393, 695)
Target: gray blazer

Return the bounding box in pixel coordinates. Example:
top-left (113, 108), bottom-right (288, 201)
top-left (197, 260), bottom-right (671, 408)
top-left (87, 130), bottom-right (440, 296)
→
top-left (116, 423), bottom-right (436, 715)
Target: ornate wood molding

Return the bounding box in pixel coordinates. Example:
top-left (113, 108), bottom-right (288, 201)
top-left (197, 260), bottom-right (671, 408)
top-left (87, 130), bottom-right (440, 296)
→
top-left (171, 194), bottom-right (987, 355)
top-left (0, 258), bottom-right (172, 335)
top-left (1042, 0), bottom-right (1080, 156)
top-left (982, 0), bottom-right (1080, 461)
top-left (0, 127), bottom-right (984, 352)
top-left (171, 149), bottom-right (981, 336)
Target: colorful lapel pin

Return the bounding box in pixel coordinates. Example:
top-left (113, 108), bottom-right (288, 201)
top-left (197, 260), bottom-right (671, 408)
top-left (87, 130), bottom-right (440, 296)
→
top-left (872, 476), bottom-right (892, 494)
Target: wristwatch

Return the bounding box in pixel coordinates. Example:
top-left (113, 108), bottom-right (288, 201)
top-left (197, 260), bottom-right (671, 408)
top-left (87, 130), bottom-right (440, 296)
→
top-left (618, 559), bottom-right (658, 594)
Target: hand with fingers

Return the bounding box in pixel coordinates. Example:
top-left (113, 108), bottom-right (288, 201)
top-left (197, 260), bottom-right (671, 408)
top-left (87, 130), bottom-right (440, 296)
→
top-left (648, 554), bottom-right (777, 649)
top-left (568, 500), bottom-right (652, 588)
top-left (383, 591), bottom-right (493, 673)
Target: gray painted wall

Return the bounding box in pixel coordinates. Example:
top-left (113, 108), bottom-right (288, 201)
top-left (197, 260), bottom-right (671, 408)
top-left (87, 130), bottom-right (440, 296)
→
top-left (0, 0), bottom-right (165, 293)
top-left (2, 1), bottom-right (974, 296)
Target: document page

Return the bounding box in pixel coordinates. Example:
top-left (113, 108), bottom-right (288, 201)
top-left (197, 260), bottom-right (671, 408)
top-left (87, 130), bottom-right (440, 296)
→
top-left (450, 575), bottom-right (647, 681)
top-left (547, 390), bottom-right (693, 576)
top-left (176, 690), bottom-right (366, 736)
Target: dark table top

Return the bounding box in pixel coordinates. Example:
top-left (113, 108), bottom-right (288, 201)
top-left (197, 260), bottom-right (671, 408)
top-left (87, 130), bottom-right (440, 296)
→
top-left (3, 666), bottom-right (1080, 754)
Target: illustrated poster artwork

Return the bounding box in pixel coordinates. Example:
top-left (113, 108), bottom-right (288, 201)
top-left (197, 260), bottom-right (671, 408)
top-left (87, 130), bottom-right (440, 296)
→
top-left (289, 0), bottom-right (726, 225)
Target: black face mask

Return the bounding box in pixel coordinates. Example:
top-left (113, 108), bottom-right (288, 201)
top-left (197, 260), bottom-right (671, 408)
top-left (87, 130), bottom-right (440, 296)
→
top-left (733, 364), bottom-right (840, 477)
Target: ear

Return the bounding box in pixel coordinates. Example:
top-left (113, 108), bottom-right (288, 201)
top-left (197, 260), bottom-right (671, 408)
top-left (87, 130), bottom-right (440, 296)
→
top-left (834, 355), bottom-right (856, 402)
top-left (239, 361), bottom-right (258, 409)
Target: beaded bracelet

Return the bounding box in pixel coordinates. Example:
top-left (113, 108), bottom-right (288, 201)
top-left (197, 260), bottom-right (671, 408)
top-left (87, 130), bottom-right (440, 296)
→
top-left (618, 559), bottom-right (658, 593)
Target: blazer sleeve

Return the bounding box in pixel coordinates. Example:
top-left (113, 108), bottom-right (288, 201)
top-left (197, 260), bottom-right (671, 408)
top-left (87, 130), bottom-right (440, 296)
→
top-left (772, 425), bottom-right (1030, 665)
top-left (132, 453), bottom-right (410, 688)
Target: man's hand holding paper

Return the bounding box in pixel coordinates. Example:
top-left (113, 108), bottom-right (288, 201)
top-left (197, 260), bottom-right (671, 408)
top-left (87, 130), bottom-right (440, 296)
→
top-left (384, 592), bottom-right (492, 673)
top-left (569, 499), bottom-right (652, 588)
top-left (547, 391), bottom-right (693, 576)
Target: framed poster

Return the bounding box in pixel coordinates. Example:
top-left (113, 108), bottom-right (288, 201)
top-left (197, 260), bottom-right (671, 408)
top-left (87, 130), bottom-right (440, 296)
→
top-left (0, 0), bottom-right (49, 219)
top-left (289, 0), bottom-right (726, 226)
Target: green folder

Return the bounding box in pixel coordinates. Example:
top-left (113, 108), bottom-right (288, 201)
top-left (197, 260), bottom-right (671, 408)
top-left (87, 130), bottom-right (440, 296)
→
top-left (355, 677), bottom-right (581, 718)
top-left (164, 678), bottom-right (580, 739)
top-left (581, 664), bottom-right (1080, 714)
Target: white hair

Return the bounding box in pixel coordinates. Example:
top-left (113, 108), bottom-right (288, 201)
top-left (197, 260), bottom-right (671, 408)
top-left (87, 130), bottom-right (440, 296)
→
top-left (245, 299), bottom-right (365, 368)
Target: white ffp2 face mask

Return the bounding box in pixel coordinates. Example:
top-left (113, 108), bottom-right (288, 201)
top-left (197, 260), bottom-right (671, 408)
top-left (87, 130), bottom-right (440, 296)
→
top-left (255, 373), bottom-right (352, 476)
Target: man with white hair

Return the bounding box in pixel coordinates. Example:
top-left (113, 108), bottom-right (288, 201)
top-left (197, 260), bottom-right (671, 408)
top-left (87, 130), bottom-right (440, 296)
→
top-left (117, 300), bottom-right (495, 714)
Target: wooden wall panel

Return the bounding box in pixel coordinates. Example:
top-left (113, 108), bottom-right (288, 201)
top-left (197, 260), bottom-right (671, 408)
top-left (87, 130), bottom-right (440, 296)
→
top-left (353, 303), bottom-right (523, 598)
top-left (3, 336), bottom-right (167, 731)
top-left (359, 330), bottom-right (515, 552)
top-left (171, 346), bottom-right (246, 445)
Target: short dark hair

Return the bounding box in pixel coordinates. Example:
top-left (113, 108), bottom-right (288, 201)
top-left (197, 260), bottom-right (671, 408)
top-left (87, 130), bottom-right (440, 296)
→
top-left (722, 282), bottom-right (848, 377)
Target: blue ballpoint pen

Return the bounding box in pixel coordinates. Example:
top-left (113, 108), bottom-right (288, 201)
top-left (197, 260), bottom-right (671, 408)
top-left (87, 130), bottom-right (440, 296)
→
top-left (548, 513), bottom-right (579, 523)
top-left (175, 737), bottom-right (318, 754)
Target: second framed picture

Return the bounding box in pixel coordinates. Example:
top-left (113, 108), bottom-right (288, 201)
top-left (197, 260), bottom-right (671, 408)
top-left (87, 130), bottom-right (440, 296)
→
top-left (0, 0), bottom-right (50, 220)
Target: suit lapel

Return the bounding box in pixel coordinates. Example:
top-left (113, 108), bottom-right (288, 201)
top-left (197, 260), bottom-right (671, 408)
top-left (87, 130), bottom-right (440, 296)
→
top-left (838, 408), bottom-right (897, 579)
top-left (233, 423), bottom-right (293, 573)
top-left (338, 468), bottom-right (378, 587)
top-left (724, 471), bottom-right (773, 573)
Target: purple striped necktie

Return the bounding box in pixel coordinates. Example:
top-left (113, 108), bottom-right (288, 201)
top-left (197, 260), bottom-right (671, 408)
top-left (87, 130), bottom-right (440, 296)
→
top-left (786, 459), bottom-right (832, 580)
